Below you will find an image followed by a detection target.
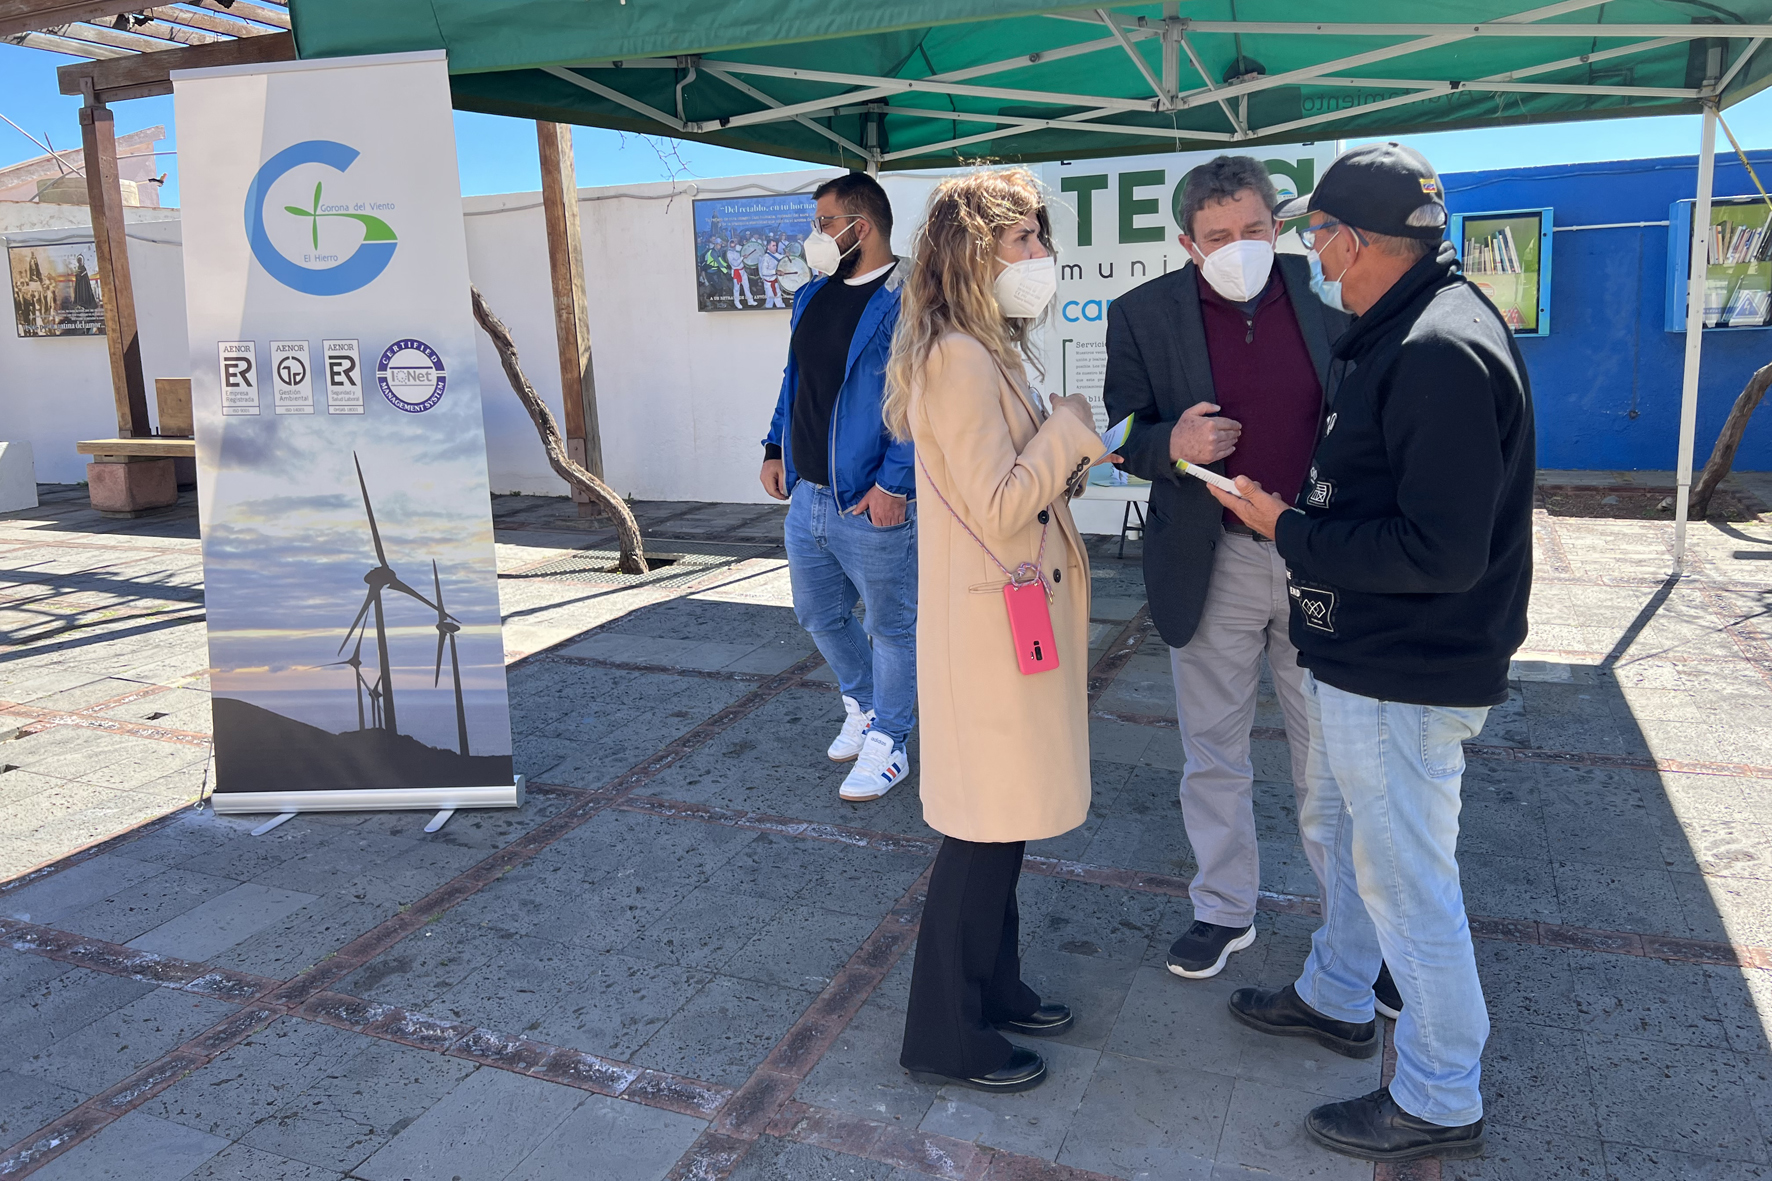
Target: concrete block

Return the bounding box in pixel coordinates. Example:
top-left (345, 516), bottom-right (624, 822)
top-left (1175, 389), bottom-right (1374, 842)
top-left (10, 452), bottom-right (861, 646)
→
top-left (0, 442), bottom-right (37, 512)
top-left (86, 456), bottom-right (177, 517)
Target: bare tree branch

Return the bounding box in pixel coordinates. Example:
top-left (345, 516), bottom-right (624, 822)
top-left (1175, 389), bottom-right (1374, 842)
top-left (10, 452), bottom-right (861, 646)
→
top-left (470, 284), bottom-right (649, 574)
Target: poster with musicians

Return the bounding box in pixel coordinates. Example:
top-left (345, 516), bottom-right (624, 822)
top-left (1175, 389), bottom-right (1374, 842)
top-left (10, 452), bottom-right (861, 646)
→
top-left (174, 50), bottom-right (519, 815)
top-left (693, 193), bottom-right (816, 312)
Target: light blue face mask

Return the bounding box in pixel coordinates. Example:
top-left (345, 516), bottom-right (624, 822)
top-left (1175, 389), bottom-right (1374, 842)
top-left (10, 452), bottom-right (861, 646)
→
top-left (1308, 249), bottom-right (1348, 314)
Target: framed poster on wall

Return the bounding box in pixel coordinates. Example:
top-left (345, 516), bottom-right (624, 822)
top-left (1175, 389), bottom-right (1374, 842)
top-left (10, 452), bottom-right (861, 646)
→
top-left (692, 193), bottom-right (816, 313)
top-left (9, 239), bottom-right (105, 337)
top-left (1665, 195), bottom-right (1772, 331)
top-left (1450, 208), bottom-right (1552, 336)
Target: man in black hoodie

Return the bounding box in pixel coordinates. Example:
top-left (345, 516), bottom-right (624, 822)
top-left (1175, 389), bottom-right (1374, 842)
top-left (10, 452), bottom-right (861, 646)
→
top-left (1209, 143), bottom-right (1534, 1165)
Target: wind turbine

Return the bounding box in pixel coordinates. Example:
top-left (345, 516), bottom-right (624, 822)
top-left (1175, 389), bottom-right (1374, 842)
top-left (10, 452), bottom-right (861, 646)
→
top-left (339, 453), bottom-right (437, 736)
top-left (326, 623), bottom-right (373, 731)
top-left (430, 560), bottom-right (470, 756)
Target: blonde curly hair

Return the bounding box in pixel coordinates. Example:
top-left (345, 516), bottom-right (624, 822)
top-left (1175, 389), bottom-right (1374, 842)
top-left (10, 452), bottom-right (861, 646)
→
top-left (883, 168), bottom-right (1053, 442)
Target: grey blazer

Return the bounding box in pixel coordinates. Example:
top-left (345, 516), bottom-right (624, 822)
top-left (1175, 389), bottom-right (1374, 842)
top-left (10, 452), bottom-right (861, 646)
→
top-left (1102, 254), bottom-right (1350, 649)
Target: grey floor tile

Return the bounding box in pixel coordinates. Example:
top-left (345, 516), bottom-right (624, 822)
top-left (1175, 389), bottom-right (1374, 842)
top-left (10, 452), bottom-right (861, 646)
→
top-left (794, 961), bottom-right (938, 1126)
top-left (622, 884), bottom-right (790, 970)
top-left (1603, 1141), bottom-right (1772, 1180)
top-left (1480, 1021), bottom-right (1599, 1138)
top-left (30, 1109), bottom-right (228, 1181)
top-left (13, 988), bottom-right (239, 1096)
top-left (428, 934), bottom-right (613, 1034)
top-left (1212, 1078), bottom-right (1372, 1179)
top-left (355, 1066), bottom-right (587, 1181)
top-left (1551, 863), bottom-right (1688, 936)
top-left (1104, 966), bottom-right (1381, 1100)
top-left (1055, 1051), bottom-right (1230, 1179)
top-left (726, 1135), bottom-right (896, 1181)
top-left (241, 1037), bottom-right (478, 1172)
top-left (1015, 876), bottom-right (1167, 966)
top-left (0, 1066), bottom-right (82, 1143)
top-left (179, 1142), bottom-right (352, 1181)
top-left (142, 1017), bottom-right (363, 1140)
top-left (0, 967), bottom-right (155, 1071)
top-left (1586, 1032), bottom-right (1771, 1164)
top-left (721, 903), bottom-right (878, 992)
top-left (333, 921), bottom-right (517, 1009)
top-left (127, 881), bottom-right (320, 961)
top-left (918, 1038), bottom-right (1100, 1159)
top-left (632, 972), bottom-right (814, 1087)
top-left (207, 893), bottom-right (400, 979)
top-left (508, 1093), bottom-right (706, 1181)
top-left (523, 951), bottom-right (713, 1062)
top-left (1441, 1122), bottom-right (1607, 1180)
top-left (1704, 964), bottom-right (1772, 1057)
top-left (1566, 949), bottom-right (1728, 1048)
top-left (1474, 941), bottom-right (1579, 1031)
top-left (56, 868), bottom-right (244, 945)
top-left (1, 854), bottom-right (166, 925)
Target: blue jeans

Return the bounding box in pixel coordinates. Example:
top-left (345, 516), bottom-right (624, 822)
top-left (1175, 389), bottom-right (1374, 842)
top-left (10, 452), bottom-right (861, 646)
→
top-left (784, 481), bottom-right (917, 743)
top-left (1293, 673), bottom-right (1491, 1127)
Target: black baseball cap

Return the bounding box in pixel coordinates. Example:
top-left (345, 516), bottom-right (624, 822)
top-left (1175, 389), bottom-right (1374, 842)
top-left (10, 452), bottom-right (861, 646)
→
top-left (1273, 142), bottom-right (1447, 241)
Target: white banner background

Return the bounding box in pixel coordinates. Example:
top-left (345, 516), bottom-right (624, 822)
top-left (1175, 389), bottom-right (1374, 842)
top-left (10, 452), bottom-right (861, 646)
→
top-left (175, 51), bottom-right (517, 811)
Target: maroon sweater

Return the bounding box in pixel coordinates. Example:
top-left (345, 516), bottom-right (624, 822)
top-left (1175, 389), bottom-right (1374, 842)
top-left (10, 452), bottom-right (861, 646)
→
top-left (1197, 275), bottom-right (1323, 526)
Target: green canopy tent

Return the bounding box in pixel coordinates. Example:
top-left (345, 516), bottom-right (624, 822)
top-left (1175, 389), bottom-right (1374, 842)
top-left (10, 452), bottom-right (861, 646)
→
top-left (287, 0), bottom-right (1772, 570)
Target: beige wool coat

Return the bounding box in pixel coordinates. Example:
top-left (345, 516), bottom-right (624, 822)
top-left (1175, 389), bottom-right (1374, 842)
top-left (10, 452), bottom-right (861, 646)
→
top-left (909, 332), bottom-right (1108, 844)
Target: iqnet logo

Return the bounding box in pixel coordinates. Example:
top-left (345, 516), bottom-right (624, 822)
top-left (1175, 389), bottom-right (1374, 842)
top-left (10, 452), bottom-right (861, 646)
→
top-left (245, 140), bottom-right (396, 296)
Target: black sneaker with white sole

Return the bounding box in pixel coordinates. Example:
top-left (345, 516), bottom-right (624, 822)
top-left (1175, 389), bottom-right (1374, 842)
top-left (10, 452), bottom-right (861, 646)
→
top-left (1166, 920), bottom-right (1256, 979)
top-left (1373, 962), bottom-right (1403, 1020)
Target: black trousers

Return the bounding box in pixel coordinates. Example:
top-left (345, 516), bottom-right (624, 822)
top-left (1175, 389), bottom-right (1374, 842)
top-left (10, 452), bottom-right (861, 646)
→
top-left (900, 836), bottom-right (1041, 1077)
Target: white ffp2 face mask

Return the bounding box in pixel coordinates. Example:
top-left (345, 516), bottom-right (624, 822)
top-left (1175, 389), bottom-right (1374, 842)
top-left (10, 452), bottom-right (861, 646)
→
top-left (1196, 238), bottom-right (1275, 303)
top-left (994, 256), bottom-right (1058, 317)
top-left (803, 218), bottom-right (865, 275)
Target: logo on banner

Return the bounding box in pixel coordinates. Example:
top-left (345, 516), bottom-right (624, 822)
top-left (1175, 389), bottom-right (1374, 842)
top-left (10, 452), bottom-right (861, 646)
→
top-left (246, 140), bottom-right (398, 297)
top-left (377, 339), bottom-right (446, 412)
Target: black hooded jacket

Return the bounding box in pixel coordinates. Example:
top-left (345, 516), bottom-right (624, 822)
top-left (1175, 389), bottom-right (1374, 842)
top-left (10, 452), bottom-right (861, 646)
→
top-left (1272, 242), bottom-right (1536, 708)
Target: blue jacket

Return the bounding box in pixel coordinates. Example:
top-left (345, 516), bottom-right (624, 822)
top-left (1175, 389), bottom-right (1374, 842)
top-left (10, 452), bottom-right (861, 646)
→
top-left (763, 262), bottom-right (912, 511)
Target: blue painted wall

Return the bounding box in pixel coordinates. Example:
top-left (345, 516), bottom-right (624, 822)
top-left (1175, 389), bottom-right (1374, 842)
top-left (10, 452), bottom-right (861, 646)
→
top-left (1444, 153), bottom-right (1772, 471)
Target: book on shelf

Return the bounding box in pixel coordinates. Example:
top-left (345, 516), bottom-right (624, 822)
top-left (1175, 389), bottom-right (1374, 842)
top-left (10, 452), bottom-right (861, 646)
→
top-left (1463, 224), bottom-right (1531, 276)
top-left (1706, 210), bottom-right (1772, 266)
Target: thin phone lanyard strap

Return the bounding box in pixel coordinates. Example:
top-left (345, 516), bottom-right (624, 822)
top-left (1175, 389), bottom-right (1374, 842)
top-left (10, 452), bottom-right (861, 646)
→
top-left (915, 452), bottom-right (1049, 587)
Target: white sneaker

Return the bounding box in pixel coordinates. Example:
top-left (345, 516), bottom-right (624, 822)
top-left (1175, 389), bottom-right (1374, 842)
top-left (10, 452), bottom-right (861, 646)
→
top-left (827, 695), bottom-right (875, 762)
top-left (839, 730), bottom-right (909, 801)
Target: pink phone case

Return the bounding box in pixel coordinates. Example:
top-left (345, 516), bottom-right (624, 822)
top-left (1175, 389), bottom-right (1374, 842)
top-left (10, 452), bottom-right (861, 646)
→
top-left (1003, 580), bottom-right (1059, 675)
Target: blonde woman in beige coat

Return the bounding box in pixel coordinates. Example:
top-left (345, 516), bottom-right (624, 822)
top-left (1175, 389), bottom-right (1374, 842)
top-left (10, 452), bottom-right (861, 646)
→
top-left (884, 170), bottom-right (1112, 1094)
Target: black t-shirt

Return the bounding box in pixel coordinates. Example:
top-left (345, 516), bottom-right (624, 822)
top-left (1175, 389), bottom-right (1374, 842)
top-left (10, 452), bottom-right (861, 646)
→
top-left (782, 265), bottom-right (894, 487)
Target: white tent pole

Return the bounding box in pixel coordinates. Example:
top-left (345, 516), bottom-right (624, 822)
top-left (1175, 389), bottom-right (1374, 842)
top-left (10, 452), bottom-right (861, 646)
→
top-left (1673, 99), bottom-right (1718, 576)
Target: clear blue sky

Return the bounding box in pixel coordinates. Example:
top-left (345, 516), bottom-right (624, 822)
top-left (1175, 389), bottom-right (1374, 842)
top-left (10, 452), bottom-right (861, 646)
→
top-left (7, 40), bottom-right (1772, 206)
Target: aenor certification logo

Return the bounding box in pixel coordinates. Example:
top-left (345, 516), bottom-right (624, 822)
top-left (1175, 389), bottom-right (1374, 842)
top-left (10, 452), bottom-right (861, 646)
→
top-left (376, 338), bottom-right (446, 413)
top-left (218, 341), bottom-right (260, 416)
top-left (324, 339), bottom-right (364, 414)
top-left (271, 340), bottom-right (314, 415)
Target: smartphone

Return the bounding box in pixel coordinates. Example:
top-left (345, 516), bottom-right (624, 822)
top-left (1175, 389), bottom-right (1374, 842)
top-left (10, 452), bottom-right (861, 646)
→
top-left (1003, 580), bottom-right (1060, 675)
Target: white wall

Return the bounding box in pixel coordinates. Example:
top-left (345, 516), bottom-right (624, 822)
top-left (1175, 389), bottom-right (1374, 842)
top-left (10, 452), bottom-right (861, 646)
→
top-left (0, 207), bottom-right (188, 485)
top-left (2, 171), bottom-right (1131, 527)
top-left (463, 168), bottom-right (947, 503)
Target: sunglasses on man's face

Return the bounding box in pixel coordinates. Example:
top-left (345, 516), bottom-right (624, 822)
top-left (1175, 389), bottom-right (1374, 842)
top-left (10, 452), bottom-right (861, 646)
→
top-left (1299, 220), bottom-right (1365, 251)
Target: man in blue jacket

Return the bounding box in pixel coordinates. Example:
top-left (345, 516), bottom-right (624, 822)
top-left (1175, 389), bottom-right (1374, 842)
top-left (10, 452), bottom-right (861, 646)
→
top-left (761, 172), bottom-right (915, 803)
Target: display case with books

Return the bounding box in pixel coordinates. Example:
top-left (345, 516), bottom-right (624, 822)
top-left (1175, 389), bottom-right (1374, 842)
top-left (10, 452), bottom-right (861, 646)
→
top-left (1665, 196), bottom-right (1772, 331)
top-left (1449, 208), bottom-right (1552, 336)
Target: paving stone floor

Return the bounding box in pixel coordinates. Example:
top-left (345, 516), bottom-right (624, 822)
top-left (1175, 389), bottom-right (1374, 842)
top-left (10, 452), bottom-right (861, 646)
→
top-left (5, 480), bottom-right (1772, 1179)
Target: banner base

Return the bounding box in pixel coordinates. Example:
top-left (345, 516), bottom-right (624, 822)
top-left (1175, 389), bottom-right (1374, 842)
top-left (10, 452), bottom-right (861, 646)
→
top-left (211, 776), bottom-right (526, 816)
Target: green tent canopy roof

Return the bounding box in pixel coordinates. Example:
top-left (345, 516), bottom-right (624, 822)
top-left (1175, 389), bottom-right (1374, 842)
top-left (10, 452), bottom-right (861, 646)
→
top-left (288, 0), bottom-right (1772, 169)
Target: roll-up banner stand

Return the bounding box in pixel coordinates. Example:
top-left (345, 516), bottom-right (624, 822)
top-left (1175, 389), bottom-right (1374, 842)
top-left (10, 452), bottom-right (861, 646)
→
top-left (173, 51), bottom-right (521, 815)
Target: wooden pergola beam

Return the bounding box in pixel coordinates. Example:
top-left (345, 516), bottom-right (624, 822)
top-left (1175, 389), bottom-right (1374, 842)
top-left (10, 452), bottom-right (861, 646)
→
top-left (80, 102), bottom-right (150, 439)
top-left (57, 29), bottom-right (295, 102)
top-left (0, 0), bottom-right (158, 38)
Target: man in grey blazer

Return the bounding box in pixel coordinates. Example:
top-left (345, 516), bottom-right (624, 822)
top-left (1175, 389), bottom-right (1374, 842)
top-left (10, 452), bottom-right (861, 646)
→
top-left (1104, 157), bottom-right (1366, 988)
